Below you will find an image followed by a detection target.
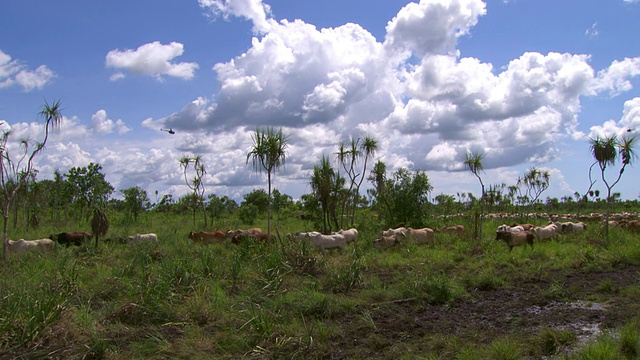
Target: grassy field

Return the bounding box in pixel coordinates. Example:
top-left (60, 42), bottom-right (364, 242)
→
top-left (1, 213), bottom-right (639, 359)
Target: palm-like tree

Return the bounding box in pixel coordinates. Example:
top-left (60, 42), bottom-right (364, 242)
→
top-left (1, 100), bottom-right (63, 259)
top-left (179, 155), bottom-right (207, 227)
top-left (589, 134), bottom-right (638, 238)
top-left (352, 136), bottom-right (378, 225)
top-left (463, 151), bottom-right (486, 242)
top-left (310, 155), bottom-right (339, 234)
top-left (246, 127), bottom-right (289, 237)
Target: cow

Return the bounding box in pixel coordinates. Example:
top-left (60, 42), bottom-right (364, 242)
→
top-left (497, 224), bottom-right (525, 233)
top-left (373, 234), bottom-right (401, 248)
top-left (188, 230), bottom-right (226, 244)
top-left (297, 232), bottom-right (347, 251)
top-left (127, 233), bottom-right (158, 244)
top-left (510, 223), bottom-right (536, 231)
top-left (399, 227), bottom-right (435, 245)
top-left (226, 228), bottom-right (263, 239)
top-left (6, 239), bottom-right (55, 254)
top-left (231, 231), bottom-right (273, 244)
top-left (559, 221), bottom-right (586, 234)
top-left (336, 228), bottom-right (358, 244)
top-left (49, 232), bottom-right (93, 247)
top-left (495, 231), bottom-right (535, 251)
top-left (620, 220), bottom-right (640, 233)
top-left (381, 227), bottom-right (407, 237)
top-left (436, 225), bottom-right (465, 237)
top-left (532, 224), bottom-right (559, 242)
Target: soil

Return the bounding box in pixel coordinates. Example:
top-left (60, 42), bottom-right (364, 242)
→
top-left (328, 263), bottom-right (640, 359)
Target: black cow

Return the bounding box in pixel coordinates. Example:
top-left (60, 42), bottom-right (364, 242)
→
top-left (49, 231), bottom-right (93, 246)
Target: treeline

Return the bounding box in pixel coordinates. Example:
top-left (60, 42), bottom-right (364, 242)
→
top-left (6, 160), bottom-right (639, 235)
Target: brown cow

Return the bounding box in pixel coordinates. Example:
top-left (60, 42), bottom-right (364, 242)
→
top-left (188, 230), bottom-right (227, 244)
top-left (511, 223), bottom-right (535, 231)
top-left (620, 220), bottom-right (640, 233)
top-left (436, 225), bottom-right (464, 238)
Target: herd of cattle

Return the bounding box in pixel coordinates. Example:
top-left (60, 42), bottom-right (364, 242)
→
top-left (3, 216), bottom-right (639, 255)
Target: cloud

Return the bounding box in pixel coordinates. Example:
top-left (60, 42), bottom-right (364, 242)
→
top-left (149, 0), bottom-right (640, 188)
top-left (199, 0), bottom-right (275, 33)
top-left (105, 41), bottom-right (199, 80)
top-left (585, 22), bottom-right (599, 39)
top-left (593, 57), bottom-right (640, 97)
top-left (0, 49), bottom-right (55, 91)
top-left (384, 0), bottom-right (487, 57)
top-left (91, 110), bottom-right (131, 135)
top-left (589, 97), bottom-right (640, 138)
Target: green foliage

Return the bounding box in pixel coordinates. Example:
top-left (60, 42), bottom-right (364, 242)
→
top-left (401, 272), bottom-right (463, 305)
top-left (64, 162), bottom-right (114, 218)
top-left (242, 188), bottom-right (270, 213)
top-left (309, 155), bottom-right (344, 233)
top-left (369, 167), bottom-right (433, 227)
top-left (120, 186), bottom-right (151, 222)
top-left (238, 203), bottom-right (259, 225)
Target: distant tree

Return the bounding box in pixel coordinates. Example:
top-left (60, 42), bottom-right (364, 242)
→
top-left (155, 194), bottom-right (175, 213)
top-left (589, 134), bottom-right (638, 238)
top-left (64, 162), bottom-right (114, 220)
top-left (207, 194), bottom-right (238, 224)
top-left (1, 100), bottom-right (62, 259)
top-left (463, 151), bottom-right (486, 242)
top-left (335, 136), bottom-right (379, 228)
top-left (238, 203), bottom-right (259, 225)
top-left (246, 127), bottom-right (288, 238)
top-left (121, 186), bottom-right (151, 222)
top-left (367, 160), bottom-right (392, 220)
top-left (242, 188), bottom-right (269, 213)
top-left (517, 167), bottom-right (550, 208)
top-left (271, 188), bottom-right (293, 212)
top-left (180, 155), bottom-right (207, 227)
top-left (310, 155), bottom-right (344, 233)
top-left (368, 167), bottom-right (432, 227)
top-left (434, 193), bottom-right (456, 218)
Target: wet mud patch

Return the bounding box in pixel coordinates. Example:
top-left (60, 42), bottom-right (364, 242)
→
top-left (329, 264), bottom-right (640, 359)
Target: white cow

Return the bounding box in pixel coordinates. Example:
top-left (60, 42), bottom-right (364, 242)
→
top-left (6, 239), bottom-right (55, 254)
top-left (497, 224), bottom-right (525, 233)
top-left (398, 227), bottom-right (435, 245)
top-left (299, 232), bottom-right (347, 251)
top-left (373, 234), bottom-right (401, 248)
top-left (559, 222), bottom-right (586, 234)
top-left (381, 227), bottom-right (407, 237)
top-left (532, 224), bottom-right (559, 242)
top-left (336, 228), bottom-right (358, 244)
top-left (127, 233), bottom-right (159, 244)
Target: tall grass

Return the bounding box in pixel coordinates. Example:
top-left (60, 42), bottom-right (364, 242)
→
top-left (1, 215), bottom-right (639, 358)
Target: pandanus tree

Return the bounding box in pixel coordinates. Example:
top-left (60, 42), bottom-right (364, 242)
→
top-left (516, 167), bottom-right (551, 211)
top-left (463, 151), bottom-right (486, 242)
top-left (1, 100), bottom-right (63, 259)
top-left (310, 155), bottom-right (342, 234)
top-left (589, 134), bottom-right (638, 239)
top-left (335, 135), bottom-right (378, 228)
top-left (179, 155), bottom-right (207, 227)
top-left (246, 127), bottom-right (288, 238)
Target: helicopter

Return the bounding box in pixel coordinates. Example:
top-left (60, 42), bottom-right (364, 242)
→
top-left (161, 128), bottom-right (175, 135)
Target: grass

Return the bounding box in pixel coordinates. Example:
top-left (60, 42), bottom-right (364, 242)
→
top-left (1, 214), bottom-right (639, 358)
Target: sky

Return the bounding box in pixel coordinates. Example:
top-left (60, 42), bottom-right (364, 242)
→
top-left (2, 0), bottom-right (640, 205)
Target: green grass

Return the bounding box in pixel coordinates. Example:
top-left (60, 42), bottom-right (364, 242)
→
top-left (1, 214), bottom-right (639, 358)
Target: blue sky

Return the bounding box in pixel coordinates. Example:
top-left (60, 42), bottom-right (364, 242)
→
top-left (2, 0), bottom-right (640, 204)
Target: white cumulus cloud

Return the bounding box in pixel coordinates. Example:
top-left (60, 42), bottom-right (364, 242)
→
top-left (105, 41), bottom-right (199, 81)
top-left (0, 49), bottom-right (55, 91)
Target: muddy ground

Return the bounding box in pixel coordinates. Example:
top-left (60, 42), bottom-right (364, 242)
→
top-left (328, 263), bottom-right (640, 359)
